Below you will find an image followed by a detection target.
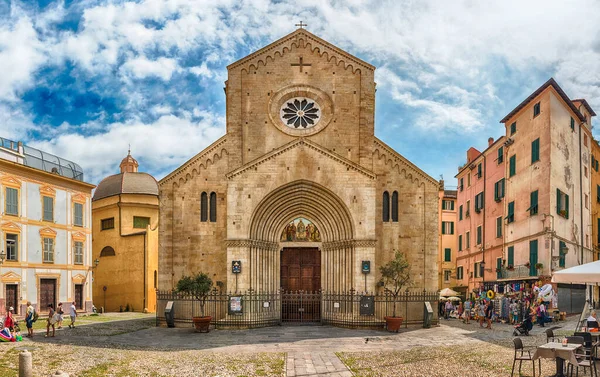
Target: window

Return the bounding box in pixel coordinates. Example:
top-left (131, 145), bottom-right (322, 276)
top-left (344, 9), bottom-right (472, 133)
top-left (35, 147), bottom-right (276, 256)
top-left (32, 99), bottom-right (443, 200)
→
top-left (466, 231), bottom-right (471, 248)
top-left (510, 122), bottom-right (517, 135)
top-left (442, 200), bottom-right (455, 211)
top-left (133, 216), bottom-right (150, 229)
top-left (586, 234), bottom-right (590, 248)
top-left (101, 218), bottom-right (114, 230)
top-left (209, 192), bottom-right (217, 222)
top-left (43, 196), bottom-right (53, 222)
top-left (559, 240), bottom-right (566, 268)
top-left (597, 185), bottom-right (600, 203)
top-left (595, 157), bottom-right (599, 172)
top-left (531, 138), bottom-right (540, 163)
top-left (200, 192), bottom-right (208, 222)
top-left (477, 163), bottom-right (482, 178)
top-left (598, 218), bottom-right (600, 245)
top-left (154, 270), bottom-right (157, 289)
top-left (476, 225), bottom-right (482, 245)
top-left (466, 200), bottom-right (471, 217)
top-left (496, 217), bottom-right (502, 238)
top-left (509, 155), bottom-right (516, 177)
top-left (533, 102), bottom-right (541, 117)
top-left (459, 205), bottom-right (463, 221)
top-left (391, 191), bottom-right (399, 222)
top-left (528, 190), bottom-right (538, 216)
top-left (585, 193), bottom-right (589, 209)
top-left (497, 146), bottom-right (504, 163)
top-left (442, 221), bottom-right (454, 235)
top-left (74, 241), bottom-right (83, 265)
top-left (494, 178), bottom-right (505, 201)
top-left (458, 235), bottom-right (463, 251)
top-left (584, 134), bottom-right (588, 147)
top-left (507, 201), bottom-right (515, 223)
top-left (459, 178), bottom-right (464, 191)
top-left (6, 234), bottom-right (18, 261)
top-left (507, 246), bottom-right (514, 267)
top-left (475, 192), bottom-right (484, 213)
top-left (529, 239), bottom-right (538, 276)
top-left (497, 258), bottom-right (503, 279)
top-left (100, 246), bottom-right (115, 257)
top-left (571, 117), bottom-right (575, 131)
top-left (467, 173), bottom-right (471, 187)
top-left (382, 191), bottom-right (389, 222)
top-left (456, 266), bottom-right (463, 280)
top-left (444, 270), bottom-right (451, 282)
top-left (74, 202), bottom-right (83, 227)
top-left (557, 189), bottom-right (569, 219)
top-left (444, 248), bottom-right (451, 262)
top-left (474, 262), bottom-right (482, 278)
top-left (5, 187), bottom-right (18, 215)
top-left (43, 237), bottom-right (54, 263)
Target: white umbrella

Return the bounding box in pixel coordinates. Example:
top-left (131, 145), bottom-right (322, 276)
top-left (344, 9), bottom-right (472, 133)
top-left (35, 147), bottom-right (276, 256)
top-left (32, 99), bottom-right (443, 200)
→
top-left (447, 296), bottom-right (461, 301)
top-left (440, 288), bottom-right (459, 297)
top-left (439, 296), bottom-right (448, 301)
top-left (552, 260), bottom-right (600, 284)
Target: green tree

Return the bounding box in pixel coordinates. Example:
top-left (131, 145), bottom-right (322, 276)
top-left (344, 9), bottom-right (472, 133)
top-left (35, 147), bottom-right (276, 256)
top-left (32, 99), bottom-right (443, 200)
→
top-left (379, 250), bottom-right (411, 317)
top-left (176, 272), bottom-right (213, 317)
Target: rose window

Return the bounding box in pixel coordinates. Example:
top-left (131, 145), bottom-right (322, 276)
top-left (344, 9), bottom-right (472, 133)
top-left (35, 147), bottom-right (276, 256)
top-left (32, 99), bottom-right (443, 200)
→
top-left (279, 98), bottom-right (320, 129)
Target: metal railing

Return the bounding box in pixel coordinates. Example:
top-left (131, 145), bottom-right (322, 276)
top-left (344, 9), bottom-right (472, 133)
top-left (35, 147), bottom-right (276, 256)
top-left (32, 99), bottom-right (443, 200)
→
top-left (156, 289), bottom-right (439, 330)
top-left (500, 265), bottom-right (535, 279)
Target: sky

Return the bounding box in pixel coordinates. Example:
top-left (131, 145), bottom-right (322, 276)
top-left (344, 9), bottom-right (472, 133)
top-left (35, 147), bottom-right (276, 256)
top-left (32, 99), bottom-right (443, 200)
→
top-left (2, 0), bottom-right (600, 187)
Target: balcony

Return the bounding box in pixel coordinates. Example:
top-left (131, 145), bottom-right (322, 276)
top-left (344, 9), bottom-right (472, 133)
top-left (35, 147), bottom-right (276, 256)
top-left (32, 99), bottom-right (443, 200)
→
top-left (498, 265), bottom-right (536, 280)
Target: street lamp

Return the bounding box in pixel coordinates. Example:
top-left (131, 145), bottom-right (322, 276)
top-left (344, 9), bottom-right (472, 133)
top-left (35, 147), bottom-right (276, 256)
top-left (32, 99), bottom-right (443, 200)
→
top-left (94, 258), bottom-right (100, 268)
top-left (0, 249), bottom-right (5, 265)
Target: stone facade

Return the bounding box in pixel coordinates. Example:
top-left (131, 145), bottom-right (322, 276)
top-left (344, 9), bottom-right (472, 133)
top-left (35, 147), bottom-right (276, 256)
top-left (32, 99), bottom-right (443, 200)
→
top-left (158, 29), bottom-right (439, 298)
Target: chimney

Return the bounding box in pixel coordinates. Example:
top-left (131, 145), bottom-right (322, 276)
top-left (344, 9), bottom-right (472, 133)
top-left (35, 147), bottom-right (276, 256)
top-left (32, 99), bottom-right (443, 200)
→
top-left (439, 179), bottom-right (445, 190)
top-left (488, 137), bottom-right (494, 147)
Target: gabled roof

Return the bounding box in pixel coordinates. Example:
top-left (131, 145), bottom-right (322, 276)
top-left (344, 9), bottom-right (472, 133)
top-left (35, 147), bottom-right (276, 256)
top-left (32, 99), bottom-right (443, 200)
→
top-left (572, 99), bottom-right (596, 117)
top-left (500, 78), bottom-right (586, 123)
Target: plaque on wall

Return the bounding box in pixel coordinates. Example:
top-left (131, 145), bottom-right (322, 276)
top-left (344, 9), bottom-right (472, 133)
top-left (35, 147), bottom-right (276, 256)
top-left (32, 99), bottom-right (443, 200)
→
top-left (359, 295), bottom-right (375, 316)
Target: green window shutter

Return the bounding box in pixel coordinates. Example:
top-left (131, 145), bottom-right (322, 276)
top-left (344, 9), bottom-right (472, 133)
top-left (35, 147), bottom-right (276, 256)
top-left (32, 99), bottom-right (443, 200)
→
top-left (529, 190), bottom-right (538, 215)
top-left (571, 117), bottom-right (575, 130)
top-left (450, 222), bottom-right (454, 235)
top-left (507, 201), bottom-right (514, 223)
top-left (529, 240), bottom-right (538, 276)
top-left (496, 216), bottom-right (502, 237)
top-left (450, 201), bottom-right (454, 211)
top-left (459, 205), bottom-right (463, 220)
top-left (598, 218), bottom-right (600, 245)
top-left (477, 163), bottom-right (482, 178)
top-left (494, 181), bottom-right (498, 201)
top-left (509, 155), bottom-right (516, 177)
top-left (497, 258), bottom-right (502, 279)
top-left (597, 185), bottom-right (600, 203)
top-left (74, 203), bottom-right (83, 226)
top-left (459, 235), bottom-right (462, 251)
top-left (43, 196), bottom-right (53, 221)
top-left (565, 194), bottom-right (569, 219)
top-left (500, 179), bottom-right (505, 198)
top-left (477, 226), bottom-right (482, 245)
top-left (508, 246), bottom-right (514, 266)
top-left (498, 146), bottom-right (503, 163)
top-left (6, 187), bottom-right (18, 215)
top-left (444, 248), bottom-right (451, 262)
top-left (557, 188), bottom-right (562, 216)
top-left (531, 138), bottom-right (540, 163)
top-left (510, 122), bottom-right (516, 135)
top-left (559, 241), bottom-right (566, 268)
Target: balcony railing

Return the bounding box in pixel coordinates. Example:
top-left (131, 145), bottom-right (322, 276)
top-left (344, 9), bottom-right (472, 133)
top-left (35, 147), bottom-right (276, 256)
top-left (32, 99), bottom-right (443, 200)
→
top-left (499, 265), bottom-right (535, 279)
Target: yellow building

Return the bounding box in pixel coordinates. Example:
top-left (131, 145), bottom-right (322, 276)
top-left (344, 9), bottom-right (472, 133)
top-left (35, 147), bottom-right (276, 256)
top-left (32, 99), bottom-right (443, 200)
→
top-left (438, 181), bottom-right (457, 290)
top-left (92, 152), bottom-right (158, 312)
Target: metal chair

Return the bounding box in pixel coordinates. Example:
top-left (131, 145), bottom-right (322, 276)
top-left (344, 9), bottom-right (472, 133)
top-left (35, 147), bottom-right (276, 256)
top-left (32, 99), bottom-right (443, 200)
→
top-left (566, 336), bottom-right (597, 377)
top-left (511, 337), bottom-right (540, 377)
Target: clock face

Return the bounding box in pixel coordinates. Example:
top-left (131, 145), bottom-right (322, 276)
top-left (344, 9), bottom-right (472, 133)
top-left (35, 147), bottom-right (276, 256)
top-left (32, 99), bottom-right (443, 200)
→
top-left (279, 97), bottom-right (320, 129)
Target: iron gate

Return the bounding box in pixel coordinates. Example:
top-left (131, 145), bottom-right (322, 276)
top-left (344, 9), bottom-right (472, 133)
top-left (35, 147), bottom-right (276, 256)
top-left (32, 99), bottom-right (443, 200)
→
top-left (281, 290), bottom-right (321, 323)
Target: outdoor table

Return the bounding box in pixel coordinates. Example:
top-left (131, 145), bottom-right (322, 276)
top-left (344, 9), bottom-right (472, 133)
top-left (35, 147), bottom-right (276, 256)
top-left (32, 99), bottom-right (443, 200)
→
top-left (533, 342), bottom-right (582, 377)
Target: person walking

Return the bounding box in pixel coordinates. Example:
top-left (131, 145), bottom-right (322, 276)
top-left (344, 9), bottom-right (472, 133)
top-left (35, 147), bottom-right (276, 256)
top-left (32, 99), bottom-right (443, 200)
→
top-left (56, 302), bottom-right (65, 329)
top-left (464, 299), bottom-right (472, 324)
top-left (537, 302), bottom-right (546, 327)
top-left (68, 301), bottom-right (77, 328)
top-left (25, 302), bottom-right (34, 338)
top-left (45, 304), bottom-right (56, 338)
top-left (478, 301), bottom-right (486, 327)
top-left (444, 300), bottom-right (453, 320)
top-left (485, 300), bottom-right (493, 329)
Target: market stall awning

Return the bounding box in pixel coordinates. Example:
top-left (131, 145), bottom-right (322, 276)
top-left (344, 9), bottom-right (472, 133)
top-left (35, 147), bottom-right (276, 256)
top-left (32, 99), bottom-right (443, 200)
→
top-left (551, 260), bottom-right (600, 284)
top-left (439, 288), bottom-right (459, 297)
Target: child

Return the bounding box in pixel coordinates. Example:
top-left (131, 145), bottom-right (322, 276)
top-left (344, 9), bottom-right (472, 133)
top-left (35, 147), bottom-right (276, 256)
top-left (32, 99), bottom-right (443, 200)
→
top-left (45, 304), bottom-right (56, 338)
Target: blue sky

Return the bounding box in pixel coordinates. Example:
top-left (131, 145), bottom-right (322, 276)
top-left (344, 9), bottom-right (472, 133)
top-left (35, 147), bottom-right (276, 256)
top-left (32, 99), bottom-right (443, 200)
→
top-left (2, 0), bottom-right (600, 186)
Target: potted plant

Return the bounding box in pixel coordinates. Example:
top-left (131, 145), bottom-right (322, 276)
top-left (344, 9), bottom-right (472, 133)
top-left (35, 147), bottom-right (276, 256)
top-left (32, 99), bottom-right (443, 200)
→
top-left (524, 261), bottom-right (530, 268)
top-left (535, 263), bottom-right (544, 271)
top-left (176, 272), bottom-right (213, 333)
top-left (559, 209), bottom-right (567, 217)
top-left (379, 250), bottom-right (411, 332)
top-left (507, 264), bottom-right (514, 271)
top-left (495, 267), bottom-right (502, 273)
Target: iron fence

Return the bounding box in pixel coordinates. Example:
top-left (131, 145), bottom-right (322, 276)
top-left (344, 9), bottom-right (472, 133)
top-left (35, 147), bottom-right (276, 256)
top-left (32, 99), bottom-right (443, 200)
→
top-left (156, 289), bottom-right (439, 330)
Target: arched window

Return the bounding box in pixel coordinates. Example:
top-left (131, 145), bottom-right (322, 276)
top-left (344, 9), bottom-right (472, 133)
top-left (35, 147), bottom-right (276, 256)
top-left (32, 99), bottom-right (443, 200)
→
top-left (100, 246), bottom-right (115, 257)
top-left (382, 191), bottom-right (390, 222)
top-left (209, 192), bottom-right (217, 222)
top-left (200, 192), bottom-right (208, 222)
top-left (392, 191), bottom-right (399, 222)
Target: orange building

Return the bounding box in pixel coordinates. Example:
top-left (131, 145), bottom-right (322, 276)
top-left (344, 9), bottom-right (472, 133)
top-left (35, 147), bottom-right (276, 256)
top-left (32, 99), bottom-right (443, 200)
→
top-left (438, 182), bottom-right (457, 290)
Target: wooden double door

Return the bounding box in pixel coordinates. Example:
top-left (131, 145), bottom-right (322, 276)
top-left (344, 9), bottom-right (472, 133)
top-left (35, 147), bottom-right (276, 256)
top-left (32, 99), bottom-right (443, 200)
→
top-left (5, 284), bottom-right (18, 315)
top-left (280, 248), bottom-right (321, 322)
top-left (40, 279), bottom-right (57, 313)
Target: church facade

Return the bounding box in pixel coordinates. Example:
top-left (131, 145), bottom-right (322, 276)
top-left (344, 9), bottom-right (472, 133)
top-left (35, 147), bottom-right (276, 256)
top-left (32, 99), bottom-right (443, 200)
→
top-left (158, 29), bottom-right (439, 305)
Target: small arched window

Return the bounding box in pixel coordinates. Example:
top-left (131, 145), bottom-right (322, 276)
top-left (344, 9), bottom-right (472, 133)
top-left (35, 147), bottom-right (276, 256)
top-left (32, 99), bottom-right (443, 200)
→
top-left (209, 192), bottom-right (217, 222)
top-left (382, 191), bottom-right (390, 222)
top-left (100, 246), bottom-right (115, 257)
top-left (392, 191), bottom-right (399, 222)
top-left (200, 192), bottom-right (208, 222)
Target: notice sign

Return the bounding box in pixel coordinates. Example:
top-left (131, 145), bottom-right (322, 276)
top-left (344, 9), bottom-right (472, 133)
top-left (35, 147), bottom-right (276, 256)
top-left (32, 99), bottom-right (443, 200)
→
top-left (360, 295), bottom-right (375, 316)
top-left (229, 296), bottom-right (243, 315)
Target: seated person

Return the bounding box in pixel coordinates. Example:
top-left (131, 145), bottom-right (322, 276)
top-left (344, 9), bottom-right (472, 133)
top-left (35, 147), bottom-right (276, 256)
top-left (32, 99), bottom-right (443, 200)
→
top-left (586, 310), bottom-right (598, 328)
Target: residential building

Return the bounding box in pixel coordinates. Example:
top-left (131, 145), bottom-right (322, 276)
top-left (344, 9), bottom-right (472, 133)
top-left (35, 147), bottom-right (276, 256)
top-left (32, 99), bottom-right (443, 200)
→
top-left (92, 151), bottom-right (159, 312)
top-left (590, 137), bottom-right (600, 303)
top-left (438, 181), bottom-right (457, 290)
top-left (455, 136), bottom-right (506, 294)
top-left (0, 137), bottom-right (95, 315)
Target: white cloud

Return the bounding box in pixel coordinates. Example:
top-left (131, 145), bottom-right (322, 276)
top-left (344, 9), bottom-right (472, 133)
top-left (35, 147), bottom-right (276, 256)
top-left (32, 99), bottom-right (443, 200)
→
top-left (29, 112), bottom-right (225, 184)
top-left (189, 62), bottom-right (214, 78)
top-left (121, 56), bottom-right (179, 81)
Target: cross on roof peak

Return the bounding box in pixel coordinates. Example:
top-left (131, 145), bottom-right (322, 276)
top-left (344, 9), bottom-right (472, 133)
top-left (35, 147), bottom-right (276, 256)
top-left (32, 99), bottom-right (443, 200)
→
top-left (295, 21), bottom-right (307, 29)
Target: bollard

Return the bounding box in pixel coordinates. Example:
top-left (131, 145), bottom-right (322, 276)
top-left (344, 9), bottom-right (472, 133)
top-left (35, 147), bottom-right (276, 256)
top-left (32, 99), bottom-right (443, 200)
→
top-left (52, 371), bottom-right (69, 377)
top-left (19, 350), bottom-right (32, 377)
